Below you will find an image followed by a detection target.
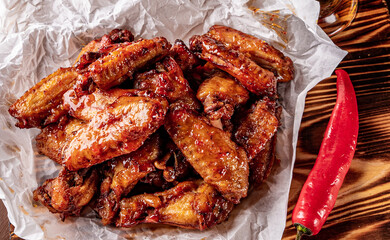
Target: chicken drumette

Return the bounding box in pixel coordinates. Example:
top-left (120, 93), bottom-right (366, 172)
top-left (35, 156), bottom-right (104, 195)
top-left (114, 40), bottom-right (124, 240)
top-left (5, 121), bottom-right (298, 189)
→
top-left (117, 180), bottom-right (234, 230)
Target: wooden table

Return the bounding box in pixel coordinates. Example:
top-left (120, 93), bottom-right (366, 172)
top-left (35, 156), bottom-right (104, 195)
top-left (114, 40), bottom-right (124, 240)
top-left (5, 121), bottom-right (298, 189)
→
top-left (1, 1), bottom-right (389, 239)
top-left (283, 0), bottom-right (390, 239)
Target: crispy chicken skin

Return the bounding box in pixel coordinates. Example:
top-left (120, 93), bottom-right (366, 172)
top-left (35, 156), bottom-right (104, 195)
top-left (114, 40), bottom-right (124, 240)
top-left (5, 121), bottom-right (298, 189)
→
top-left (207, 25), bottom-right (294, 82)
top-left (87, 37), bottom-right (171, 90)
top-left (196, 70), bottom-right (249, 120)
top-left (117, 180), bottom-right (234, 230)
top-left (189, 35), bottom-right (276, 96)
top-left (36, 116), bottom-right (84, 164)
top-left (96, 133), bottom-right (161, 225)
top-left (234, 97), bottom-right (278, 160)
top-left (164, 108), bottom-right (249, 203)
top-left (134, 56), bottom-right (201, 110)
top-left (33, 167), bottom-right (99, 219)
top-left (8, 67), bottom-right (83, 128)
top-left (169, 39), bottom-right (202, 72)
top-left (61, 88), bottom-right (168, 171)
top-left (74, 29), bottom-right (134, 65)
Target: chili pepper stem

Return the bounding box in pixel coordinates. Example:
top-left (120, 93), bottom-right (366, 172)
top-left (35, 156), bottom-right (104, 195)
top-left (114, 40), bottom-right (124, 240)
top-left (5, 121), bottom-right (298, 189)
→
top-left (296, 230), bottom-right (303, 240)
top-left (294, 223), bottom-right (312, 240)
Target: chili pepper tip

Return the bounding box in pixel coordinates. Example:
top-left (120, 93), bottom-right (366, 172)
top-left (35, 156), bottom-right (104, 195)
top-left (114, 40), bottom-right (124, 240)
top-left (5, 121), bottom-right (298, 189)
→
top-left (294, 223), bottom-right (312, 240)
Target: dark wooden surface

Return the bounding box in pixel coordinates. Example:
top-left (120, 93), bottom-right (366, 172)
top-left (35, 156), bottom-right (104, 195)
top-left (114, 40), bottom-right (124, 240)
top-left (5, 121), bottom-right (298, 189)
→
top-left (0, 202), bottom-right (9, 240)
top-left (1, 1), bottom-right (389, 240)
top-left (283, 0), bottom-right (390, 239)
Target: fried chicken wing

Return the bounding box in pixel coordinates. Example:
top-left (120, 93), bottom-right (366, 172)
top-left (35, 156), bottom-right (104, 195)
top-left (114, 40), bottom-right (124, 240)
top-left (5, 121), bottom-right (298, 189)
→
top-left (87, 37), bottom-right (171, 90)
top-left (189, 35), bottom-right (276, 96)
top-left (116, 180), bottom-right (234, 230)
top-left (134, 56), bottom-right (201, 110)
top-left (169, 39), bottom-right (202, 72)
top-left (74, 29), bottom-right (134, 65)
top-left (207, 25), bottom-right (294, 82)
top-left (96, 133), bottom-right (161, 225)
top-left (249, 134), bottom-right (276, 187)
top-left (33, 167), bottom-right (99, 219)
top-left (196, 70), bottom-right (249, 120)
top-left (164, 108), bottom-right (249, 203)
top-left (36, 116), bottom-right (84, 164)
top-left (234, 97), bottom-right (278, 160)
top-left (8, 67), bottom-right (83, 128)
top-left (61, 88), bottom-right (168, 171)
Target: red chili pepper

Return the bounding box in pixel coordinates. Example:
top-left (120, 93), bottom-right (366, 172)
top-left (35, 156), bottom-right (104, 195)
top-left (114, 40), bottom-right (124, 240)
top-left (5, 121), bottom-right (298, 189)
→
top-left (292, 69), bottom-right (359, 239)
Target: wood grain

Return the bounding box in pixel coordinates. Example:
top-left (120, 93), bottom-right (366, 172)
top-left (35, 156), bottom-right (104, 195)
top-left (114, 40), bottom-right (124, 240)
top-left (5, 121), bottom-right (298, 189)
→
top-left (283, 0), bottom-right (390, 239)
top-left (0, 201), bottom-right (9, 240)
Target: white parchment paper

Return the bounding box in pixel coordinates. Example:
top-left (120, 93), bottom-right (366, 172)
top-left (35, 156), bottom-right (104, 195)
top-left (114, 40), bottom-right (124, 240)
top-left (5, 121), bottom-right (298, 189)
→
top-left (0, 0), bottom-right (347, 239)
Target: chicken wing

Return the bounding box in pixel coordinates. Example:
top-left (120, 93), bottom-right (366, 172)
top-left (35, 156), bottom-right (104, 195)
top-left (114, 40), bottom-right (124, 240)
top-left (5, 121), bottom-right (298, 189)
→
top-left (169, 39), bottom-right (202, 72)
top-left (196, 70), bottom-right (249, 120)
top-left (134, 56), bottom-right (201, 110)
top-left (234, 97), bottom-right (278, 160)
top-left (36, 116), bottom-right (84, 164)
top-left (62, 88), bottom-right (168, 170)
top-left (189, 35), bottom-right (276, 96)
top-left (74, 29), bottom-right (134, 66)
top-left (87, 37), bottom-right (171, 90)
top-left (164, 108), bottom-right (249, 203)
top-left (33, 167), bottom-right (99, 219)
top-left (116, 180), bottom-right (234, 230)
top-left (96, 133), bottom-right (161, 225)
top-left (207, 25), bottom-right (294, 82)
top-left (8, 67), bottom-right (83, 128)
top-left (249, 134), bottom-right (276, 187)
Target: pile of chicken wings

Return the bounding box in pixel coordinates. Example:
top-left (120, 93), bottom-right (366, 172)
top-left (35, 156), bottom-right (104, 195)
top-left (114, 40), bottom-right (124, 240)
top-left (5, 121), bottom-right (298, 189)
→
top-left (8, 26), bottom-right (293, 230)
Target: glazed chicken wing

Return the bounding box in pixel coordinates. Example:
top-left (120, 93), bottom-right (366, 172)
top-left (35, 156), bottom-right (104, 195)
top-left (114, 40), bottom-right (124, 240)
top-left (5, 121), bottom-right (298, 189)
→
top-left (234, 97), bottom-right (279, 160)
top-left (207, 25), bottom-right (294, 82)
top-left (249, 134), bottom-right (276, 187)
top-left (189, 35), bottom-right (276, 96)
top-left (169, 39), bottom-right (202, 72)
top-left (134, 56), bottom-right (201, 110)
top-left (36, 116), bottom-right (84, 164)
top-left (87, 37), bottom-right (171, 90)
top-left (8, 68), bottom-right (83, 128)
top-left (61, 88), bottom-right (168, 171)
top-left (164, 108), bottom-right (249, 203)
top-left (33, 167), bottom-right (99, 219)
top-left (117, 180), bottom-right (234, 230)
top-left (74, 29), bottom-right (134, 66)
top-left (96, 133), bottom-right (162, 225)
top-left (196, 70), bottom-right (249, 120)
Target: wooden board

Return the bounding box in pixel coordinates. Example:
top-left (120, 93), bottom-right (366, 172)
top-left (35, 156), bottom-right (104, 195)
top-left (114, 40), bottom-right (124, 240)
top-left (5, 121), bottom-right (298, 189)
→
top-left (283, 0), bottom-right (390, 239)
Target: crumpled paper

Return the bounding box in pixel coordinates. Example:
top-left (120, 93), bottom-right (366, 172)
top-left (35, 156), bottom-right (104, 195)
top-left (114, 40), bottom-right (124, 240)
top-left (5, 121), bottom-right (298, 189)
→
top-left (0, 0), bottom-right (347, 239)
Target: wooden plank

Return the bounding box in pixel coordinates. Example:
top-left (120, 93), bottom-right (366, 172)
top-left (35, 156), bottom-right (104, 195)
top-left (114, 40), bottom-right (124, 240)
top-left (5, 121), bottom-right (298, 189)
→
top-left (0, 201), bottom-right (9, 240)
top-left (283, 0), bottom-right (390, 239)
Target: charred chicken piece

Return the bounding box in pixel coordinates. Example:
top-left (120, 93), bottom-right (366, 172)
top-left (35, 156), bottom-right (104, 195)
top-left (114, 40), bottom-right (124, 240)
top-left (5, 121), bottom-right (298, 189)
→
top-left (164, 108), bottom-right (249, 204)
top-left (134, 56), bottom-right (201, 110)
top-left (169, 39), bottom-right (202, 72)
top-left (61, 88), bottom-right (168, 171)
top-left (196, 70), bottom-right (249, 120)
top-left (116, 180), bottom-right (234, 230)
top-left (207, 25), bottom-right (294, 82)
top-left (33, 167), bottom-right (99, 220)
top-left (234, 97), bottom-right (278, 160)
top-left (36, 116), bottom-right (84, 164)
top-left (8, 68), bottom-right (84, 128)
top-left (189, 34), bottom-right (276, 96)
top-left (96, 133), bottom-right (161, 225)
top-left (87, 37), bottom-right (171, 90)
